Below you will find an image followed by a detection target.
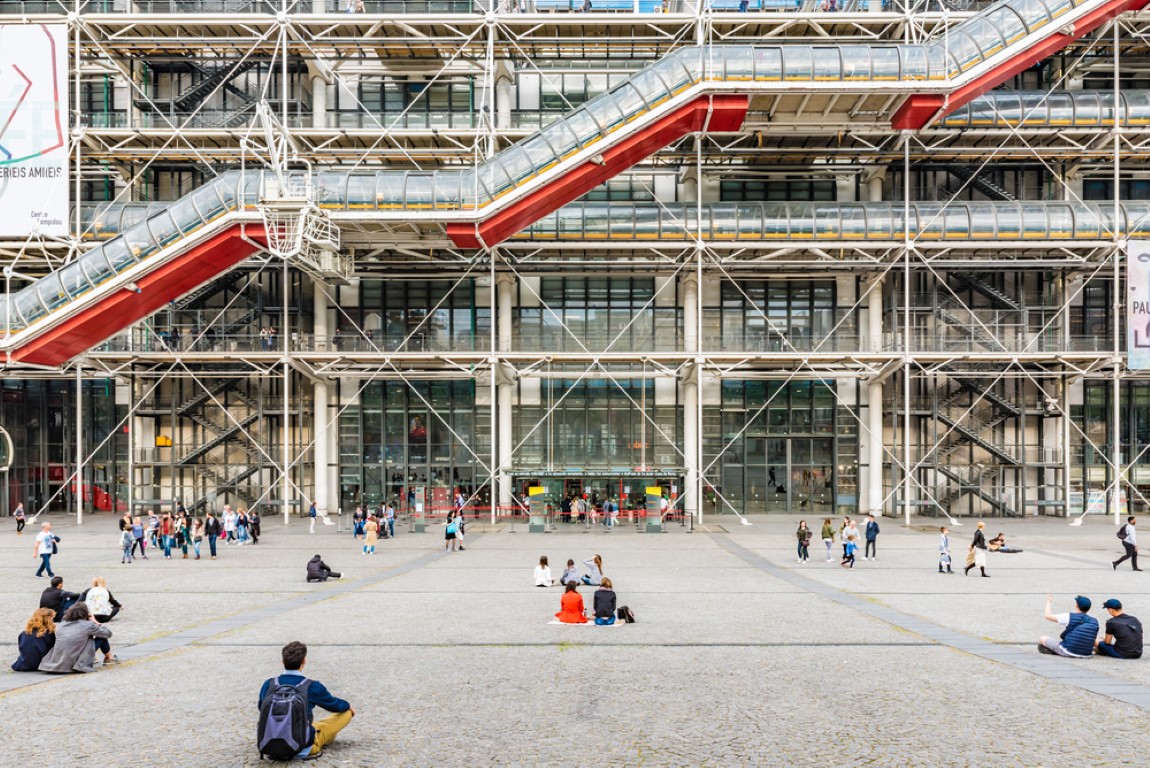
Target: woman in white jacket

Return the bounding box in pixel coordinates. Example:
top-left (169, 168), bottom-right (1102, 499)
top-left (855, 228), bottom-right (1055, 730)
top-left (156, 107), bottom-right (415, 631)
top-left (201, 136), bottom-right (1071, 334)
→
top-left (534, 555), bottom-right (554, 587)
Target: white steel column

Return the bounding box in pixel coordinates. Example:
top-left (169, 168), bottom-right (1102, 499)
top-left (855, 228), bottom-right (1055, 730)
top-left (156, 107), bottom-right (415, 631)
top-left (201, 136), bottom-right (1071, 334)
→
top-left (75, 364), bottom-right (83, 525)
top-left (496, 274), bottom-right (515, 513)
top-left (495, 60), bottom-right (514, 131)
top-left (313, 281), bottom-right (331, 515)
top-left (311, 74), bottom-right (327, 130)
top-left (867, 278), bottom-right (885, 517)
top-left (682, 274), bottom-right (699, 523)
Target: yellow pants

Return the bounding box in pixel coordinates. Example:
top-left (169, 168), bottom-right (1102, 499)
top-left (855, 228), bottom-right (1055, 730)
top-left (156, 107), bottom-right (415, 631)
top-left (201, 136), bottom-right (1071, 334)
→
top-left (310, 710), bottom-right (353, 754)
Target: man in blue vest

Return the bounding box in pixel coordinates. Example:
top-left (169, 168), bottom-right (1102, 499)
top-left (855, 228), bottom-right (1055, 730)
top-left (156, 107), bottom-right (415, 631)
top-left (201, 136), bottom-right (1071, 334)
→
top-left (1038, 593), bottom-right (1099, 658)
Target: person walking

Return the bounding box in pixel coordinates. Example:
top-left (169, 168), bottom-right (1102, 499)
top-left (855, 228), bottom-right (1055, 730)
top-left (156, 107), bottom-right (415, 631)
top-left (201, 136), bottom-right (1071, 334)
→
top-left (176, 514), bottom-right (190, 559)
top-left (796, 520), bottom-right (812, 564)
top-left (363, 516), bottom-right (378, 556)
top-left (352, 506), bottom-right (365, 539)
top-left (160, 512), bottom-right (175, 560)
top-left (385, 503), bottom-right (395, 539)
top-left (14, 502), bottom-right (26, 534)
top-left (309, 501), bottom-right (318, 534)
top-left (1113, 516), bottom-right (1141, 571)
top-left (147, 511), bottom-right (160, 548)
top-left (938, 526), bottom-right (953, 574)
top-left (250, 509), bottom-right (261, 544)
top-left (839, 516), bottom-right (852, 559)
top-left (236, 508), bottom-right (249, 545)
top-left (444, 511), bottom-right (459, 552)
top-left (965, 521), bottom-right (990, 577)
top-left (204, 510), bottom-right (221, 560)
top-left (223, 506), bottom-right (237, 543)
top-left (119, 527), bottom-right (133, 564)
top-left (131, 517), bottom-right (147, 559)
top-left (192, 517), bottom-right (204, 560)
top-left (33, 522), bottom-right (59, 578)
top-left (841, 534), bottom-right (858, 568)
top-left (456, 509), bottom-right (466, 551)
top-left (821, 517), bottom-right (835, 562)
top-left (864, 514), bottom-right (880, 561)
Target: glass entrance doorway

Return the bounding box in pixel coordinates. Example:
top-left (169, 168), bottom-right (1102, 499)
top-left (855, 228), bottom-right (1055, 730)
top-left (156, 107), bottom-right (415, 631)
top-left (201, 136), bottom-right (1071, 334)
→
top-left (755, 438), bottom-right (834, 514)
top-left (515, 473), bottom-right (683, 520)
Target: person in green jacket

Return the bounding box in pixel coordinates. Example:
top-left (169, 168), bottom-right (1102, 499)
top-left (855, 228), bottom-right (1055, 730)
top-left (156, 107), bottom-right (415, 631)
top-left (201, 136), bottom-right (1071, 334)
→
top-left (820, 518), bottom-right (835, 562)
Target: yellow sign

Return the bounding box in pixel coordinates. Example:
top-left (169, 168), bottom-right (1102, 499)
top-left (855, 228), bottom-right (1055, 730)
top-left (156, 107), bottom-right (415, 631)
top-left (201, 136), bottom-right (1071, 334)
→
top-left (528, 486), bottom-right (546, 497)
top-left (646, 486), bottom-right (663, 497)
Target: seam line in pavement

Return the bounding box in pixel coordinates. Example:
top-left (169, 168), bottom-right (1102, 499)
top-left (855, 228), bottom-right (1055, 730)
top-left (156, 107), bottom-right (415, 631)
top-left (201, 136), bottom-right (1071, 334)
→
top-left (712, 534), bottom-right (1150, 712)
top-left (0, 546), bottom-right (452, 697)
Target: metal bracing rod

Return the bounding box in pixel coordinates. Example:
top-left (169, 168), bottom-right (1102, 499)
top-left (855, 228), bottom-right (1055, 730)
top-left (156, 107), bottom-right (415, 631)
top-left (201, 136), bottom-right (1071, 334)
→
top-left (72, 26), bottom-right (280, 235)
top-left (896, 32), bottom-right (1109, 249)
top-left (29, 360), bottom-right (181, 522)
top-left (1113, 16), bottom-right (1124, 526)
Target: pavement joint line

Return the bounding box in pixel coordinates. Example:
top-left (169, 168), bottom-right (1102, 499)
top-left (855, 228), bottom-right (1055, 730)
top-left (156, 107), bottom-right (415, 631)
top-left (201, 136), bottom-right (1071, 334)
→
top-left (712, 534), bottom-right (1150, 712)
top-left (0, 545), bottom-right (455, 697)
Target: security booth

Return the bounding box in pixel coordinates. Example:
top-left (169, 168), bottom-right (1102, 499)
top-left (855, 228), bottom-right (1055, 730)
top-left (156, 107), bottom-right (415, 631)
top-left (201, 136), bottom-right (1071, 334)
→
top-left (645, 486), bottom-right (664, 533)
top-left (411, 485), bottom-right (427, 533)
top-left (528, 485), bottom-right (550, 533)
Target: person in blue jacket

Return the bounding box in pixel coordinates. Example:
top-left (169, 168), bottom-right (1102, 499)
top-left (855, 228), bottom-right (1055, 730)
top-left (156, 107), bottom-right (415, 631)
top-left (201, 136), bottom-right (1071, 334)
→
top-left (11, 608), bottom-right (56, 671)
top-left (1038, 593), bottom-right (1099, 658)
top-left (258, 641), bottom-right (355, 759)
top-left (864, 514), bottom-right (880, 561)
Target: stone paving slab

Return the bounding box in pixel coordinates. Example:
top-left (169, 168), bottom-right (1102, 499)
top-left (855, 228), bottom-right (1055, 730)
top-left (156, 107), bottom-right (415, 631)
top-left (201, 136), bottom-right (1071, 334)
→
top-left (3, 514), bottom-right (1150, 765)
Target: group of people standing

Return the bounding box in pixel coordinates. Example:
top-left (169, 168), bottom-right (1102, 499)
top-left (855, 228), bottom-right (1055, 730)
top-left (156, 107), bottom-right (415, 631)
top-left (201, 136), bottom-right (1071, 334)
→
top-left (798, 515), bottom-right (880, 567)
top-left (117, 504), bottom-right (259, 563)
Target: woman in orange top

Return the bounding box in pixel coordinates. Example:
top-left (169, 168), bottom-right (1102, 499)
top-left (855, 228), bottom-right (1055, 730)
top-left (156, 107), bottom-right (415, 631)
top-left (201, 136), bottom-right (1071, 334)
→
top-left (555, 582), bottom-right (588, 624)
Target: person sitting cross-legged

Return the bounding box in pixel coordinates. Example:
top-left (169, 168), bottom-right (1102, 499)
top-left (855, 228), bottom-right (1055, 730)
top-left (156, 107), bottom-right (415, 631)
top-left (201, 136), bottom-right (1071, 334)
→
top-left (258, 641), bottom-right (355, 760)
top-left (1039, 593), bottom-right (1098, 658)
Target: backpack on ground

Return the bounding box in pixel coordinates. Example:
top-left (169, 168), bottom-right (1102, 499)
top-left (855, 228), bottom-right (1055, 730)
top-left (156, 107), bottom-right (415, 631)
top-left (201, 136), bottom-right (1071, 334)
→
top-left (257, 676), bottom-right (311, 761)
top-left (616, 605), bottom-right (636, 624)
top-left (1118, 525), bottom-right (1128, 540)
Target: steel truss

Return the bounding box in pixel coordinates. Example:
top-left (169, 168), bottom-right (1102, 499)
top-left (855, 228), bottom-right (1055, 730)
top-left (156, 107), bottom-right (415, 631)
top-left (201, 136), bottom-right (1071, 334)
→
top-left (3, 1), bottom-right (1150, 522)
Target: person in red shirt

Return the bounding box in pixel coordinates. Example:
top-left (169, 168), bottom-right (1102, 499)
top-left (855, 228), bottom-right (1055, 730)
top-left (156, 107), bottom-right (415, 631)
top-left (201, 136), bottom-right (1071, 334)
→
top-left (555, 582), bottom-right (588, 624)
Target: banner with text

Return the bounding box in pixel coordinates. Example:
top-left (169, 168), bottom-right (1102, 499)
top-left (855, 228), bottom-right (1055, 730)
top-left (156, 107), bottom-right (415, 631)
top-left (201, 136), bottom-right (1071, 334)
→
top-left (0, 24), bottom-right (68, 236)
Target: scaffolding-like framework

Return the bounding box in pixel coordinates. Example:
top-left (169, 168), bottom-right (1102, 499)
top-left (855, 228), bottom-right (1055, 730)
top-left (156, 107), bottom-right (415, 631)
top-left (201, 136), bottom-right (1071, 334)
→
top-left (2, 0), bottom-right (1149, 525)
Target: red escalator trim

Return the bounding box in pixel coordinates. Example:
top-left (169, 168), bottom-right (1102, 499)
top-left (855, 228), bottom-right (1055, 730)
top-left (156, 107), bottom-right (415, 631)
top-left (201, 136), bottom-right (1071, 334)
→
top-left (892, 0), bottom-right (1150, 130)
top-left (10, 224), bottom-right (264, 367)
top-left (447, 94), bottom-right (749, 249)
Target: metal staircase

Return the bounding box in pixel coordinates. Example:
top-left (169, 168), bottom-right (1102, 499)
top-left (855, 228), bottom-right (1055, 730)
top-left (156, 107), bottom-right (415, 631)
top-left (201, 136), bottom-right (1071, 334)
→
top-left (947, 165), bottom-right (1017, 202)
top-left (176, 378), bottom-right (266, 510)
top-left (951, 273), bottom-right (1023, 312)
top-left (925, 364), bottom-right (1022, 516)
top-left (173, 60), bottom-right (258, 114)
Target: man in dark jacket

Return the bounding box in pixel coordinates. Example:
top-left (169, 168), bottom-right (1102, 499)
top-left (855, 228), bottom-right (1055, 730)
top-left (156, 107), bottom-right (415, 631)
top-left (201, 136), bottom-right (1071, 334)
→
top-left (306, 555), bottom-right (342, 582)
top-left (39, 577), bottom-right (80, 621)
top-left (864, 514), bottom-right (880, 561)
top-left (258, 641), bottom-right (354, 760)
top-left (204, 510), bottom-right (221, 560)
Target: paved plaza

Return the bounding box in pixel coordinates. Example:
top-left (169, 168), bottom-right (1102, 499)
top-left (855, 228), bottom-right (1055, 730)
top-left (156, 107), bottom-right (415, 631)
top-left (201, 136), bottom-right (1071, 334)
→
top-left (2, 513), bottom-right (1150, 766)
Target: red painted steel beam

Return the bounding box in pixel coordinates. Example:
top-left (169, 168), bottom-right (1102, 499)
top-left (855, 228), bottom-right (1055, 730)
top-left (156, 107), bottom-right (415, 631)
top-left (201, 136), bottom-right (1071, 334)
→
top-left (10, 224), bottom-right (264, 367)
top-left (447, 94), bottom-right (749, 249)
top-left (892, 0), bottom-right (1150, 130)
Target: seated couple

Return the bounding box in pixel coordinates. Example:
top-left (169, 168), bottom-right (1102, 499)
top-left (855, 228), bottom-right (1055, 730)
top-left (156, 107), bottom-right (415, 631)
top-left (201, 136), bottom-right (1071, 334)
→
top-left (554, 580), bottom-right (630, 625)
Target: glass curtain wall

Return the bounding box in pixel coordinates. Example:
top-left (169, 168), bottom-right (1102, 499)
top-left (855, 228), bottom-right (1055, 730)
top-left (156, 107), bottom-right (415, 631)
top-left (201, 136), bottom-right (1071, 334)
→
top-left (705, 380), bottom-right (857, 515)
top-left (1, 379), bottom-right (126, 516)
top-left (338, 380), bottom-right (490, 513)
top-left (704, 279), bottom-right (851, 352)
top-left (514, 277), bottom-right (680, 353)
top-left (351, 279), bottom-right (490, 352)
top-left (513, 378), bottom-right (680, 472)
top-left (1074, 381), bottom-right (1150, 514)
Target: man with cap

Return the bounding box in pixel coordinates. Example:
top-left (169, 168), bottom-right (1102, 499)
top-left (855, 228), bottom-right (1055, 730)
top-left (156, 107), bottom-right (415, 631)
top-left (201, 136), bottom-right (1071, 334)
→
top-left (1038, 592), bottom-right (1099, 658)
top-left (1094, 599), bottom-right (1143, 659)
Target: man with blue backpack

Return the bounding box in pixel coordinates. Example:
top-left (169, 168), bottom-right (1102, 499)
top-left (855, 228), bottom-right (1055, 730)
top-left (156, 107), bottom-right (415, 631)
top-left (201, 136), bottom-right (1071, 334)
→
top-left (258, 641), bottom-right (355, 761)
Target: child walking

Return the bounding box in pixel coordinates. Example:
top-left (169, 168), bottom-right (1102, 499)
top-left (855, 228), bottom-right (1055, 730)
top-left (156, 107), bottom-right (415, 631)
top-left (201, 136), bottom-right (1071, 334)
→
top-left (120, 528), bottom-right (134, 564)
top-left (938, 526), bottom-right (953, 574)
top-left (840, 534), bottom-right (857, 568)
